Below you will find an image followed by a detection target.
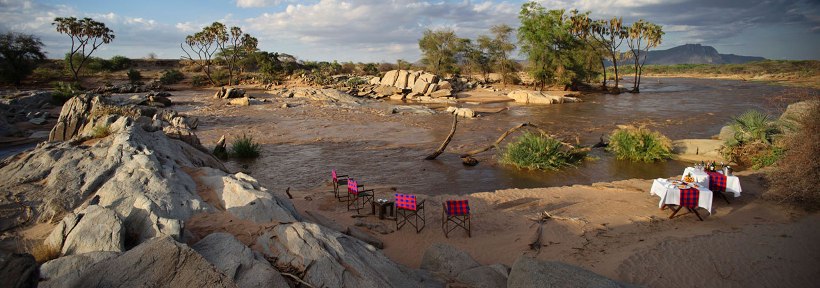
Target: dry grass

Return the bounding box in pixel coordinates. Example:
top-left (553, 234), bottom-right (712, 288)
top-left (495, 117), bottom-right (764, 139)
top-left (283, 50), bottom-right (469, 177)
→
top-left (765, 101), bottom-right (820, 210)
top-left (30, 241), bottom-right (61, 263)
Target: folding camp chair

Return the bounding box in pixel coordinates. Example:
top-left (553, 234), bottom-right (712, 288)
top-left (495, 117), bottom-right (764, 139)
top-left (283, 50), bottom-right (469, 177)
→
top-left (347, 179), bottom-right (374, 214)
top-left (395, 193), bottom-right (425, 233)
top-left (442, 200), bottom-right (471, 237)
top-left (331, 169), bottom-right (349, 202)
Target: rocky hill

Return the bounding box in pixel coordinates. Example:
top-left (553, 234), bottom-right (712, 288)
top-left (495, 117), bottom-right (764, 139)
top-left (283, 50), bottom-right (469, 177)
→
top-left (643, 44), bottom-right (765, 65)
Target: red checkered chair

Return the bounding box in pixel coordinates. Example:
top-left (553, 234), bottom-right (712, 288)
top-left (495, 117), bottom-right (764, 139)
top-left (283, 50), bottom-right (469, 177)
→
top-left (395, 193), bottom-right (425, 233)
top-left (347, 179), bottom-right (374, 214)
top-left (330, 169), bottom-right (349, 202)
top-left (442, 200), bottom-right (471, 237)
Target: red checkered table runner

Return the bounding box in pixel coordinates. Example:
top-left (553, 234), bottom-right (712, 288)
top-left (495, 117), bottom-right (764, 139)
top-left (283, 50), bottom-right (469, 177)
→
top-left (706, 171), bottom-right (727, 192)
top-left (679, 187), bottom-right (700, 209)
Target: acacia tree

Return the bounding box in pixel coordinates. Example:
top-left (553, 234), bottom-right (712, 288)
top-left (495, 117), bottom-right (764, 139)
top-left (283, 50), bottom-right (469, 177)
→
top-left (626, 20), bottom-right (663, 92)
top-left (181, 22), bottom-right (225, 86)
top-left (418, 28), bottom-right (464, 75)
top-left (219, 26), bottom-right (258, 85)
top-left (52, 17), bottom-right (115, 81)
top-left (518, 3), bottom-right (583, 90)
top-left (479, 24), bottom-right (517, 87)
top-left (0, 32), bottom-right (46, 87)
top-left (463, 39), bottom-right (490, 82)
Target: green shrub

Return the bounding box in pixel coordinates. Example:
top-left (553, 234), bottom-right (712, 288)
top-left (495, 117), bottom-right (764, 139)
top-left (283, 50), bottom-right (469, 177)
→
top-left (127, 68), bottom-right (141, 84)
top-left (51, 81), bottom-right (81, 105)
top-left (159, 69), bottom-right (185, 85)
top-left (720, 109), bottom-right (782, 166)
top-left (211, 69), bottom-right (229, 86)
top-left (500, 132), bottom-right (586, 170)
top-left (191, 75), bottom-right (206, 87)
top-left (91, 124), bottom-right (111, 138)
top-left (109, 55), bottom-right (131, 70)
top-left (231, 134), bottom-right (261, 158)
top-left (765, 101), bottom-right (820, 209)
top-left (607, 127), bottom-right (673, 162)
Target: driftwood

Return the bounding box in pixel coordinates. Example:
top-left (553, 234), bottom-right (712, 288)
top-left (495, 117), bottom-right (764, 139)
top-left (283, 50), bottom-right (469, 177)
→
top-left (459, 122), bottom-right (570, 158)
top-left (528, 211), bottom-right (588, 252)
top-left (280, 272), bottom-right (315, 288)
top-left (285, 187), bottom-right (293, 199)
top-left (425, 113), bottom-right (458, 160)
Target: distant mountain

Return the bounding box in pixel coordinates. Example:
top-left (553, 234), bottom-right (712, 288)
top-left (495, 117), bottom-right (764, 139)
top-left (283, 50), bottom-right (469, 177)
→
top-left (643, 44), bottom-right (765, 65)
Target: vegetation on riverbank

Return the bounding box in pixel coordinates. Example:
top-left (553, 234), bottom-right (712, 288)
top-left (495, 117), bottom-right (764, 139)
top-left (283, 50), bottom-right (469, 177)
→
top-left (720, 110), bottom-right (783, 168)
top-left (615, 60), bottom-right (820, 89)
top-left (765, 100), bottom-right (820, 210)
top-left (500, 132), bottom-right (586, 170)
top-left (231, 134), bottom-right (261, 159)
top-left (607, 127), bottom-right (672, 162)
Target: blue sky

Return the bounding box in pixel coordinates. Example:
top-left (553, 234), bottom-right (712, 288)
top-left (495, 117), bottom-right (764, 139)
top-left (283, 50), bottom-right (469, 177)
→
top-left (1, 0), bottom-right (818, 62)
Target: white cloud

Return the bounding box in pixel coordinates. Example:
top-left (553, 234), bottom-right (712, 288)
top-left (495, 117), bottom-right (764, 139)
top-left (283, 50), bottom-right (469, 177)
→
top-left (236, 0), bottom-right (282, 8)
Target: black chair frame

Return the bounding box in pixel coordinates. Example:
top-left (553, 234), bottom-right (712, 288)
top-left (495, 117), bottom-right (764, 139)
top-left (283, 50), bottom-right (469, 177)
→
top-left (396, 200), bottom-right (425, 233)
top-left (347, 183), bottom-right (374, 214)
top-left (332, 174), bottom-right (349, 202)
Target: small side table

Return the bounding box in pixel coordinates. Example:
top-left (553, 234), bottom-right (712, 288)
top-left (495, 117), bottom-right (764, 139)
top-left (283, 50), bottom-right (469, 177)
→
top-left (372, 201), bottom-right (395, 220)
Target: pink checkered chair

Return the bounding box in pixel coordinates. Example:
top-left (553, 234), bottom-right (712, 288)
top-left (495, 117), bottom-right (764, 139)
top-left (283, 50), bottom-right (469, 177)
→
top-left (442, 200), bottom-right (471, 238)
top-left (347, 179), bottom-right (374, 214)
top-left (330, 169), bottom-right (349, 202)
top-left (395, 193), bottom-right (426, 233)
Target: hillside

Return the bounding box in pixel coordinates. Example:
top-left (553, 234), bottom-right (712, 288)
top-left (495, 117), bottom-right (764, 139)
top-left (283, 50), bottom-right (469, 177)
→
top-left (644, 44), bottom-right (765, 65)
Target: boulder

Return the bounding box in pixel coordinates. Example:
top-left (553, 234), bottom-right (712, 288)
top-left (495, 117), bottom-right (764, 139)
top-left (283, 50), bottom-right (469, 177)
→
top-left (389, 105), bottom-right (436, 115)
top-left (396, 70), bottom-right (411, 89)
top-left (456, 265), bottom-right (508, 288)
top-left (40, 237), bottom-right (237, 288)
top-left (445, 107), bottom-right (476, 118)
top-left (381, 70), bottom-right (399, 86)
top-left (0, 252), bottom-right (38, 288)
top-left (718, 125), bottom-right (735, 141)
top-left (507, 256), bottom-right (627, 288)
top-left (420, 243), bottom-right (480, 278)
top-left (430, 89), bottom-right (452, 98)
top-left (507, 90), bottom-right (581, 105)
top-left (411, 81), bottom-right (431, 96)
top-left (148, 95), bottom-right (172, 107)
top-left (193, 233), bottom-right (289, 288)
top-left (39, 251), bottom-right (119, 281)
top-left (347, 226), bottom-right (384, 249)
top-left (48, 94), bottom-right (99, 141)
top-left (288, 88), bottom-right (361, 104)
top-left (425, 84), bottom-right (439, 95)
top-left (193, 167), bottom-right (301, 223)
top-left (375, 85), bottom-right (402, 97)
top-left (407, 72), bottom-right (419, 89)
top-left (418, 73), bottom-right (438, 84)
top-left (369, 77), bottom-right (381, 85)
top-left (779, 100), bottom-right (818, 123)
top-left (49, 205), bottom-right (124, 256)
top-left (215, 87), bottom-right (246, 99)
top-left (438, 81), bottom-right (452, 90)
top-left (256, 222), bottom-right (432, 288)
top-left (229, 97), bottom-right (251, 106)
top-left (671, 139), bottom-right (723, 157)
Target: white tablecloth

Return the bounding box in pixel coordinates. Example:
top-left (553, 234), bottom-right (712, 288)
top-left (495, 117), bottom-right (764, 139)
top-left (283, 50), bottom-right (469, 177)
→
top-left (650, 179), bottom-right (713, 213)
top-left (682, 167), bottom-right (742, 197)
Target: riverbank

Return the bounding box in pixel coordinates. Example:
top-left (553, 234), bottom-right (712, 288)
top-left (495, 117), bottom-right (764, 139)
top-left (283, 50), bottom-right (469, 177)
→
top-left (287, 170), bottom-right (820, 287)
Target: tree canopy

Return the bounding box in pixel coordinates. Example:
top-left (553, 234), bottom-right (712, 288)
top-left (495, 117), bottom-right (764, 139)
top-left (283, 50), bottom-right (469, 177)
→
top-left (418, 28), bottom-right (466, 75)
top-left (0, 32), bottom-right (46, 87)
top-left (52, 17), bottom-right (115, 81)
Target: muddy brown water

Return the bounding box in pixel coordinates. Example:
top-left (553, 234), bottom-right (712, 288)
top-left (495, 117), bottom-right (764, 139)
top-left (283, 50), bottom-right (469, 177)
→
top-left (223, 77), bottom-right (796, 196)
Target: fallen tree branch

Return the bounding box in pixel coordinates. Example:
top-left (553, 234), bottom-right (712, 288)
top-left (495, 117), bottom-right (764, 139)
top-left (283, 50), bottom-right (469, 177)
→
top-left (280, 272), bottom-right (315, 288)
top-left (425, 113), bottom-right (458, 160)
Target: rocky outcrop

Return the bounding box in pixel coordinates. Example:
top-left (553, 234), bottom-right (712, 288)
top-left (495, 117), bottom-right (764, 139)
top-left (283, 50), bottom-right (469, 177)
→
top-left (46, 205), bottom-right (125, 256)
top-left (214, 87), bottom-right (246, 99)
top-left (507, 256), bottom-right (627, 288)
top-left (351, 70), bottom-right (459, 101)
top-left (91, 81), bottom-right (162, 94)
top-left (193, 168), bottom-right (300, 223)
top-left (40, 236), bottom-right (236, 288)
top-left (507, 90), bottom-right (582, 105)
top-left (193, 233), bottom-right (289, 288)
top-left (420, 243), bottom-right (481, 278)
top-left (48, 94), bottom-right (99, 141)
top-left (672, 139), bottom-right (723, 158)
top-left (39, 251), bottom-right (119, 282)
top-left (456, 265), bottom-right (508, 288)
top-left (256, 222), bottom-right (438, 288)
top-left (445, 106), bottom-right (476, 118)
top-left (272, 87), bottom-right (361, 105)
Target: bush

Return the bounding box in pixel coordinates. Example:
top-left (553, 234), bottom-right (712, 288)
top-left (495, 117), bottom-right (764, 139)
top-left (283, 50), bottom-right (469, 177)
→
top-left (127, 68), bottom-right (141, 84)
top-left (607, 127), bottom-right (673, 162)
top-left (212, 69), bottom-right (230, 86)
top-left (231, 134), bottom-right (261, 158)
top-left (91, 124), bottom-right (111, 138)
top-left (765, 101), bottom-right (820, 209)
top-left (721, 109), bottom-right (782, 166)
top-left (109, 55), bottom-right (131, 70)
top-left (159, 69), bottom-right (184, 85)
top-left (0, 32), bottom-right (46, 86)
top-left (500, 132), bottom-right (586, 170)
top-left (51, 81), bottom-right (82, 105)
top-left (30, 241), bottom-right (60, 263)
top-left (191, 75), bottom-right (206, 87)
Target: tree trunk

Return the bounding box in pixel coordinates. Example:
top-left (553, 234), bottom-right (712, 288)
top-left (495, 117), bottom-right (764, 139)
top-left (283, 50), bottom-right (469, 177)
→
top-left (425, 114), bottom-right (458, 160)
top-left (600, 58), bottom-right (607, 90)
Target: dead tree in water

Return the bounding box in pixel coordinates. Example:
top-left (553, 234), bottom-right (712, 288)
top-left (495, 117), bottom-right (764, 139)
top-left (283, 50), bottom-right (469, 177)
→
top-left (459, 122), bottom-right (564, 158)
top-left (425, 114), bottom-right (458, 160)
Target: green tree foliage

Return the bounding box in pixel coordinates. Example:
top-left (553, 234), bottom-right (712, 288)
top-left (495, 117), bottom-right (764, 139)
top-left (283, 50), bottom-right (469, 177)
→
top-left (181, 22), bottom-right (258, 86)
top-left (0, 32), bottom-right (46, 86)
top-left (52, 17), bottom-right (115, 81)
top-left (480, 24), bottom-right (517, 86)
top-left (462, 39), bottom-right (491, 82)
top-left (607, 127), bottom-right (672, 162)
top-left (418, 28), bottom-right (465, 75)
top-left (518, 3), bottom-right (589, 89)
top-left (126, 68), bottom-right (141, 84)
top-left (626, 20), bottom-right (664, 92)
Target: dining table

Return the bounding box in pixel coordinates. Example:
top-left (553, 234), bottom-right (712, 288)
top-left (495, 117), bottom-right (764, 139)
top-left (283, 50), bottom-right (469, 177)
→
top-left (681, 167), bottom-right (742, 197)
top-left (650, 178), bottom-right (714, 213)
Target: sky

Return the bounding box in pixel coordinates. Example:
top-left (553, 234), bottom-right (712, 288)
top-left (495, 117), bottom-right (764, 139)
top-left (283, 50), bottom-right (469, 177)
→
top-left (0, 0), bottom-right (818, 62)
